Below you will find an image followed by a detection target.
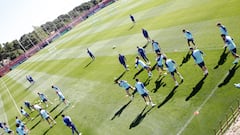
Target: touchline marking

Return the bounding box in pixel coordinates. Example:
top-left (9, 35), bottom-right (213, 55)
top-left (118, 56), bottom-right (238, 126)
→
top-left (0, 95), bottom-right (8, 123)
top-left (177, 65), bottom-right (235, 135)
top-left (1, 79), bottom-right (21, 116)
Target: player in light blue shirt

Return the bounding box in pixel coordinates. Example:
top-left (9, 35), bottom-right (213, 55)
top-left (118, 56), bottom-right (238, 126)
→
top-left (135, 56), bottom-right (152, 77)
top-left (56, 91), bottom-right (68, 105)
top-left (190, 48), bottom-right (208, 76)
top-left (182, 29), bottom-right (196, 47)
top-left (156, 52), bottom-right (167, 76)
top-left (221, 34), bottom-right (240, 64)
top-left (164, 57), bottom-right (184, 86)
top-left (115, 80), bottom-right (135, 100)
top-left (152, 40), bottom-right (161, 54)
top-left (40, 108), bottom-right (56, 127)
top-left (217, 22), bottom-right (228, 36)
top-left (16, 123), bottom-right (28, 135)
top-left (51, 85), bottom-right (61, 93)
top-left (37, 92), bottom-right (52, 107)
top-left (135, 79), bottom-right (155, 106)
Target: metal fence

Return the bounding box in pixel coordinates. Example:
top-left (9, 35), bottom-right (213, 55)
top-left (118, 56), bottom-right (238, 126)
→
top-left (214, 99), bottom-right (240, 135)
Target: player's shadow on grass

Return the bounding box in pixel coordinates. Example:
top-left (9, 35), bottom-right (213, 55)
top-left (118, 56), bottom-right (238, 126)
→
top-left (158, 86), bottom-right (178, 108)
top-left (49, 102), bottom-right (61, 113)
top-left (114, 71), bottom-right (126, 82)
top-left (218, 65), bottom-right (239, 87)
top-left (128, 24), bottom-right (135, 31)
top-left (129, 106), bottom-right (154, 129)
top-left (185, 75), bottom-right (207, 101)
top-left (111, 100), bottom-right (132, 120)
top-left (214, 47), bottom-right (229, 69)
top-left (151, 63), bottom-right (157, 71)
top-left (84, 59), bottom-right (94, 68)
top-left (143, 77), bottom-right (151, 86)
top-left (152, 76), bottom-right (166, 93)
top-left (180, 51), bottom-right (191, 67)
top-left (133, 68), bottom-right (144, 79)
top-left (142, 42), bottom-right (150, 49)
top-left (30, 119), bottom-right (42, 130)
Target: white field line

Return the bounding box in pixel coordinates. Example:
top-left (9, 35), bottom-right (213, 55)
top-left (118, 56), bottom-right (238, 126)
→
top-left (177, 65), bottom-right (235, 135)
top-left (0, 79), bottom-right (21, 116)
top-left (0, 94), bottom-right (8, 123)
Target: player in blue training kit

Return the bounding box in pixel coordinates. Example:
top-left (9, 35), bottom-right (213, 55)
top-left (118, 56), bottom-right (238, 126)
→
top-left (182, 29), bottom-right (196, 47)
top-left (62, 114), bottom-right (82, 135)
top-left (156, 52), bottom-right (167, 76)
top-left (216, 22), bottom-right (228, 36)
top-left (142, 28), bottom-right (151, 41)
top-left (37, 92), bottom-right (52, 107)
top-left (115, 80), bottom-right (135, 100)
top-left (87, 48), bottom-right (95, 60)
top-left (152, 40), bottom-right (161, 54)
top-left (221, 34), bottom-right (240, 64)
top-left (137, 46), bottom-right (150, 63)
top-left (135, 78), bottom-right (155, 106)
top-left (163, 57), bottom-right (184, 86)
top-left (51, 85), bottom-right (62, 93)
top-left (40, 108), bottom-right (56, 127)
top-left (190, 48), bottom-right (208, 76)
top-left (129, 14), bottom-right (136, 23)
top-left (118, 54), bottom-right (129, 71)
top-left (135, 56), bottom-right (152, 77)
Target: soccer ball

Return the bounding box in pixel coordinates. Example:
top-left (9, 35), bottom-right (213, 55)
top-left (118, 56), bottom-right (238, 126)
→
top-left (112, 45), bottom-right (116, 49)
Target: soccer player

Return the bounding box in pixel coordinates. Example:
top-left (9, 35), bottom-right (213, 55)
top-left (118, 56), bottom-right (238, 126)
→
top-left (216, 22), bottom-right (228, 36)
top-left (39, 108), bottom-right (56, 127)
top-left (129, 14), bottom-right (136, 23)
top-left (51, 85), bottom-right (62, 93)
top-left (135, 78), bottom-right (156, 106)
top-left (26, 75), bottom-right (35, 84)
top-left (135, 56), bottom-right (152, 77)
top-left (16, 123), bottom-right (28, 135)
top-left (20, 106), bottom-right (32, 120)
top-left (142, 28), bottom-right (151, 42)
top-left (221, 34), bottom-right (240, 64)
top-left (152, 40), bottom-right (161, 54)
top-left (156, 52), bottom-right (167, 76)
top-left (2, 122), bottom-right (13, 135)
top-left (118, 54), bottom-right (129, 71)
top-left (56, 90), bottom-right (68, 105)
top-left (137, 46), bottom-right (150, 63)
top-left (87, 48), bottom-right (95, 60)
top-left (37, 92), bottom-right (52, 107)
top-left (163, 57), bottom-right (184, 86)
top-left (24, 101), bottom-right (33, 111)
top-left (190, 48), bottom-right (208, 76)
top-left (115, 80), bottom-right (135, 100)
top-left (182, 29), bottom-right (196, 47)
top-left (62, 114), bottom-right (82, 135)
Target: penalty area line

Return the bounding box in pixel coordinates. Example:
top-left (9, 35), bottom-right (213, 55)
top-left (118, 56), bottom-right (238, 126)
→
top-left (177, 65), bottom-right (235, 135)
top-left (0, 79), bottom-right (21, 116)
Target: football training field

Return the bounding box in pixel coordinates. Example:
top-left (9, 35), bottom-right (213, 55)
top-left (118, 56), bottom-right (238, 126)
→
top-left (1, 0), bottom-right (240, 134)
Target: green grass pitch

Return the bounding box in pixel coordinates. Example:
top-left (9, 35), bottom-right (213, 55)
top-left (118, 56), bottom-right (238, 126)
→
top-left (1, 0), bottom-right (240, 134)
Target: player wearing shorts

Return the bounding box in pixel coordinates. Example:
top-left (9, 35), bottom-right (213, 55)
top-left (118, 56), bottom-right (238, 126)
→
top-left (190, 48), bottom-right (208, 76)
top-left (156, 52), bottom-right (167, 76)
top-left (62, 114), bottom-right (82, 135)
top-left (135, 56), bottom-right (152, 77)
top-left (115, 80), bottom-right (135, 100)
top-left (163, 57), bottom-right (184, 86)
top-left (152, 40), bottom-right (161, 54)
top-left (135, 79), bottom-right (155, 106)
top-left (182, 29), bottom-right (195, 47)
top-left (39, 108), bottom-right (56, 127)
top-left (137, 46), bottom-right (150, 63)
top-left (221, 34), bottom-right (240, 64)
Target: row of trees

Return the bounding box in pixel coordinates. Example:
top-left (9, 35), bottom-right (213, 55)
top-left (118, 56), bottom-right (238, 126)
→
top-left (0, 0), bottom-right (102, 65)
